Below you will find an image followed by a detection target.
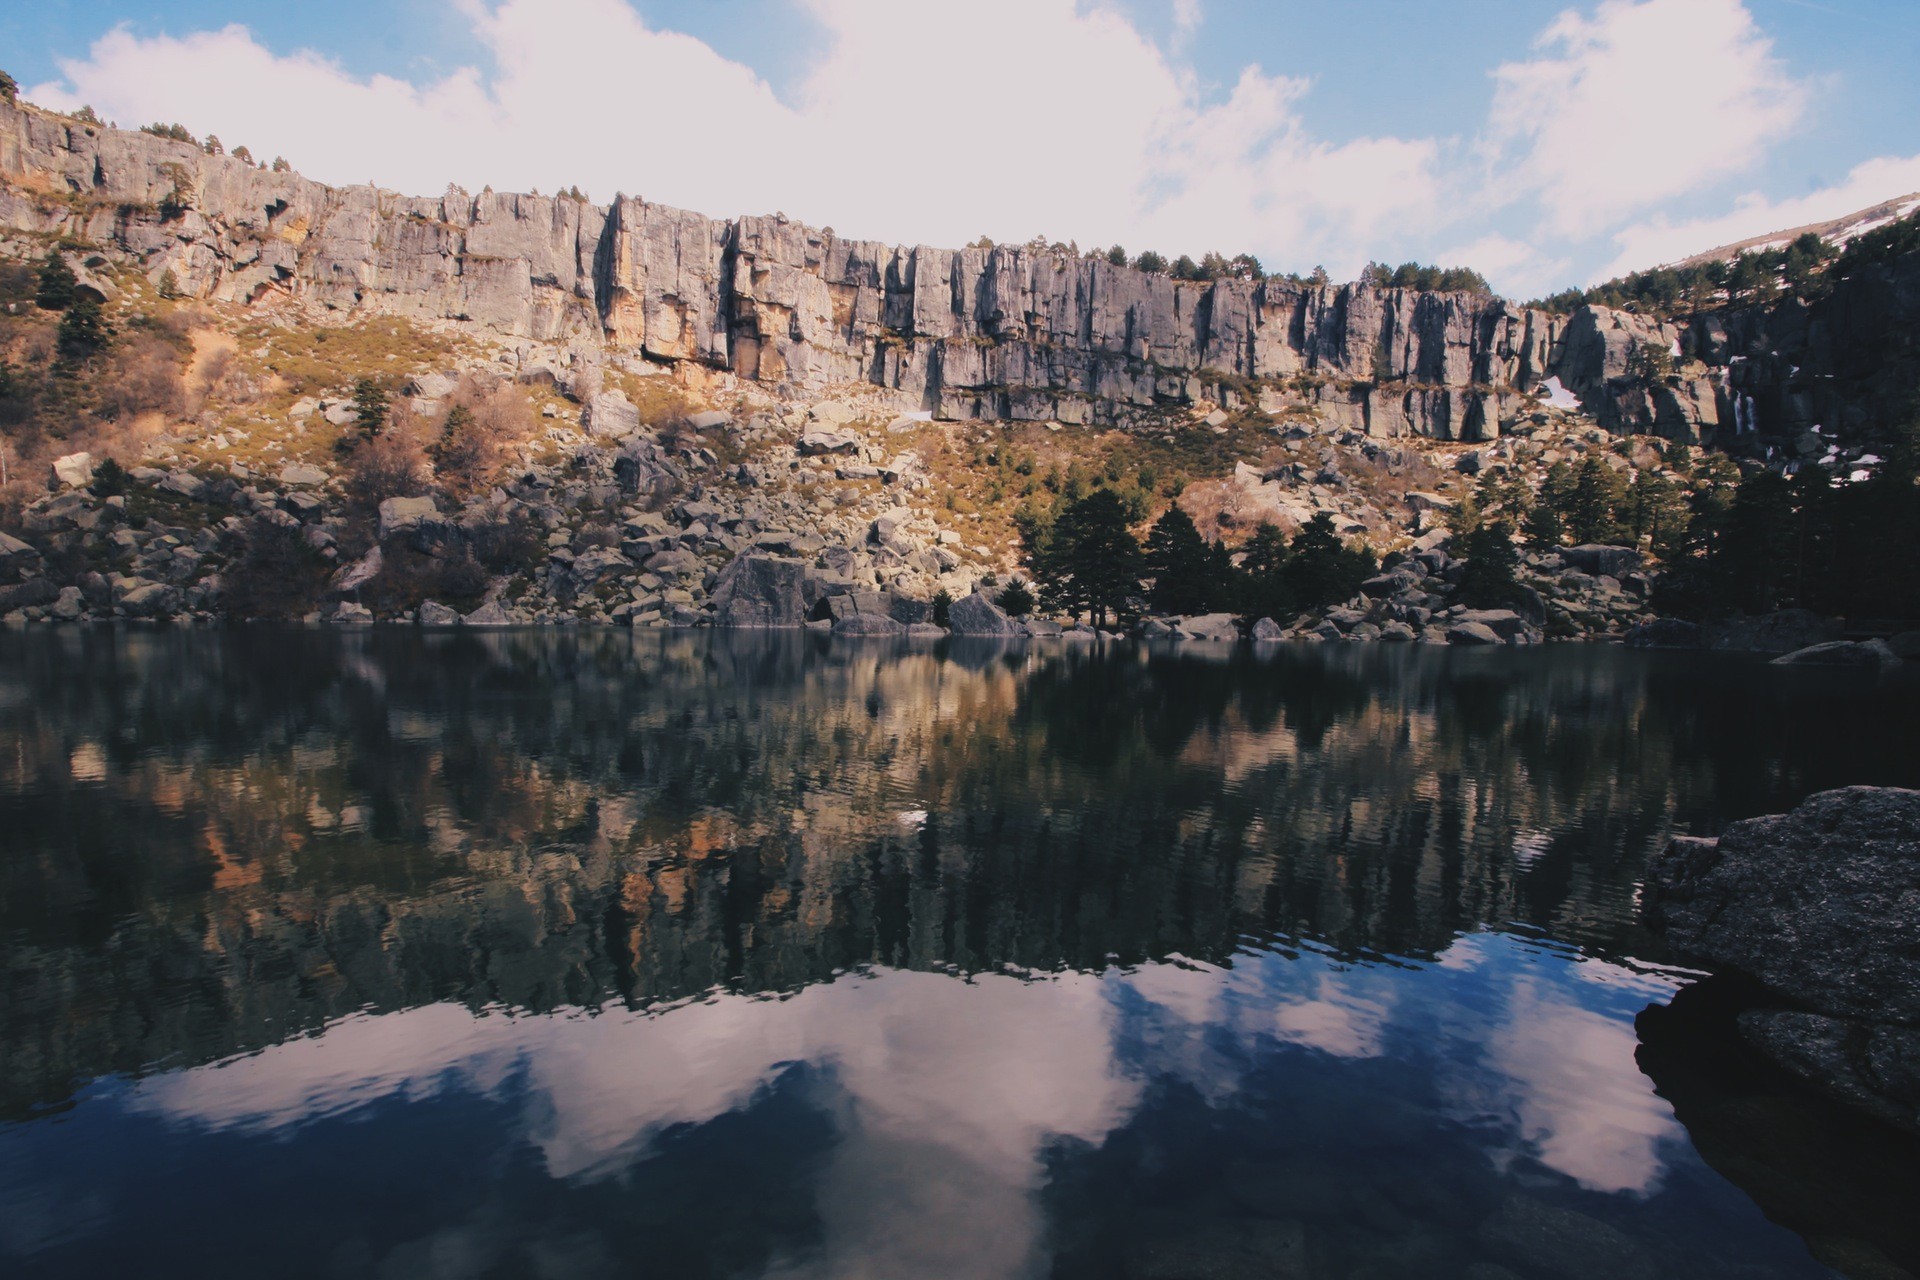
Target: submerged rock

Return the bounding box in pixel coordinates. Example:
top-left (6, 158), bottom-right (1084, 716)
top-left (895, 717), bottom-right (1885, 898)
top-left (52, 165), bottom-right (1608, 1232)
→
top-left (1771, 639), bottom-right (1901, 668)
top-left (1645, 787), bottom-right (1920, 1133)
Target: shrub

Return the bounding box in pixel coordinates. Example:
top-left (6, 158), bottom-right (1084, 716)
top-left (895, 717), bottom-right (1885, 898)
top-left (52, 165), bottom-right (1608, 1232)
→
top-left (345, 428), bottom-right (429, 508)
top-left (995, 581), bottom-right (1035, 617)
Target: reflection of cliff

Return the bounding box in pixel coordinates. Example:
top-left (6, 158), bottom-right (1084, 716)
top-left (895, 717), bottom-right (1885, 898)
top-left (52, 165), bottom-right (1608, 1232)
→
top-left (3, 631), bottom-right (1918, 1116)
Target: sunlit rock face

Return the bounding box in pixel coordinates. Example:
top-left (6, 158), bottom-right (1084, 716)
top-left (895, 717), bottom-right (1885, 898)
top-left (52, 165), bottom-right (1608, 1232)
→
top-left (18, 99), bottom-right (1869, 443)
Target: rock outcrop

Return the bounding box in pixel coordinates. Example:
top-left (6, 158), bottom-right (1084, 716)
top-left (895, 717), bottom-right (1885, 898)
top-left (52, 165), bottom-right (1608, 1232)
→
top-left (0, 98), bottom-right (1755, 441)
top-left (1645, 787), bottom-right (1920, 1133)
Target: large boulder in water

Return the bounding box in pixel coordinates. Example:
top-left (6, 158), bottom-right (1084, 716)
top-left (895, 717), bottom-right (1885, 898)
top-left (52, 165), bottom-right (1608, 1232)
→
top-left (1644, 787), bottom-right (1920, 1133)
top-left (947, 590), bottom-right (1021, 637)
top-left (710, 554), bottom-right (809, 627)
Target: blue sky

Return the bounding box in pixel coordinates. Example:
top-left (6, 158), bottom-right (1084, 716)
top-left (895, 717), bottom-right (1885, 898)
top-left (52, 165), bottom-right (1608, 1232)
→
top-left (6, 0), bottom-right (1918, 296)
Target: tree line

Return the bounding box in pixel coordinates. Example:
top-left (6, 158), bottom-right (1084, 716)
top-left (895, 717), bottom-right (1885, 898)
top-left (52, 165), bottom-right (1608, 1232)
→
top-left (1017, 489), bottom-right (1377, 628)
top-left (1521, 211), bottom-right (1920, 321)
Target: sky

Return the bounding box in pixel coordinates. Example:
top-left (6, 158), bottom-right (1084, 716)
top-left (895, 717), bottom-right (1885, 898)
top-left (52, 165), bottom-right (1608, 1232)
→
top-left (5, 0), bottom-right (1918, 298)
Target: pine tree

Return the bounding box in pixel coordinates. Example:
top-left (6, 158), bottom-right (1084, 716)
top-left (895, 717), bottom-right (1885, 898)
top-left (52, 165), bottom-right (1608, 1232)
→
top-left (1457, 521), bottom-right (1522, 608)
top-left (1031, 489), bottom-right (1145, 628)
top-left (1525, 461), bottom-right (1573, 547)
top-left (1566, 456), bottom-right (1627, 544)
top-left (55, 293), bottom-right (109, 359)
top-left (1284, 513), bottom-right (1377, 611)
top-left (1238, 523), bottom-right (1294, 621)
top-left (352, 377), bottom-right (390, 440)
top-left (1144, 506), bottom-right (1228, 615)
top-left (36, 251), bottom-right (78, 311)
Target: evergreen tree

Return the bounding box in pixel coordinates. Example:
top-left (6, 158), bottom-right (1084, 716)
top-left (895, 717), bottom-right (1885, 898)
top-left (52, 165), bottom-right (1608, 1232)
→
top-left (0, 69), bottom-right (17, 104)
top-left (1238, 523), bottom-right (1294, 622)
top-left (352, 377), bottom-right (390, 440)
top-left (995, 581), bottom-right (1036, 617)
top-left (1525, 461), bottom-right (1574, 547)
top-left (1144, 506), bottom-right (1229, 614)
top-left (36, 251), bottom-right (77, 311)
top-left (1566, 456), bottom-right (1627, 544)
top-left (1457, 521), bottom-right (1522, 608)
top-left (1029, 489), bottom-right (1145, 628)
top-left (55, 293), bottom-right (109, 359)
top-left (1283, 513), bottom-right (1377, 611)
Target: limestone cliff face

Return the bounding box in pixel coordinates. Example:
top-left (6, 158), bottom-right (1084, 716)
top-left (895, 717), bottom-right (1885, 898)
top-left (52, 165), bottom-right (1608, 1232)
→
top-left (6, 98), bottom-right (1880, 445)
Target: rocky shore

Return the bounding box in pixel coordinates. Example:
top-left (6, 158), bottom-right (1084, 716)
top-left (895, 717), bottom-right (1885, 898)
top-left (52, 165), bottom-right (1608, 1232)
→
top-left (1645, 786), bottom-right (1920, 1135)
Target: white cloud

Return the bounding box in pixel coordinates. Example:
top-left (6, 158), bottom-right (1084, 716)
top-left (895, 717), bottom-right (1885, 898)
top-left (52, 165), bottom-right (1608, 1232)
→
top-left (20, 0), bottom-right (1910, 295)
top-left (1486, 0), bottom-right (1807, 238)
top-left (26, 0), bottom-right (1439, 278)
top-left (1598, 152), bottom-right (1920, 277)
top-left (1437, 233), bottom-right (1574, 300)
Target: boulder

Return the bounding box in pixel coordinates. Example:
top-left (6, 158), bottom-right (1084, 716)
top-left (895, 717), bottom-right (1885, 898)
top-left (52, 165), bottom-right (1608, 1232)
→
top-left (378, 495), bottom-right (439, 540)
top-left (462, 600), bottom-right (517, 628)
top-left (1889, 631), bottom-right (1920, 661)
top-left (0, 531), bottom-right (42, 580)
top-left (1021, 617), bottom-right (1063, 637)
top-left (947, 590), bottom-right (1022, 638)
top-left (1175, 613), bottom-right (1240, 641)
top-left (1561, 544), bottom-right (1641, 578)
top-left (1771, 639), bottom-right (1900, 668)
top-left (417, 600), bottom-right (461, 627)
top-left (832, 612), bottom-right (906, 636)
top-left (797, 429), bottom-right (861, 455)
top-left (327, 601), bottom-right (375, 625)
top-left (50, 586), bottom-right (85, 621)
top-left (709, 554), bottom-right (809, 627)
top-left (50, 452), bottom-right (95, 489)
top-left (1623, 618), bottom-right (1703, 650)
top-left (1448, 621), bottom-right (1504, 646)
top-left (1644, 787), bottom-right (1920, 1133)
top-left (687, 409), bottom-right (732, 431)
top-left (0, 578), bottom-right (60, 614)
top-left (117, 582), bottom-right (179, 618)
top-left (1455, 608), bottom-right (1526, 640)
top-left (585, 391), bottom-right (641, 437)
top-left (1250, 617), bottom-right (1285, 642)
top-left (278, 463), bottom-right (329, 487)
top-left (405, 372), bottom-right (456, 400)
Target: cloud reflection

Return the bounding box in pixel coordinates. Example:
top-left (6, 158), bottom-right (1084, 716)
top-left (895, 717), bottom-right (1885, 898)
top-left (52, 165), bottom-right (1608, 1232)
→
top-left (122, 934), bottom-right (1688, 1275)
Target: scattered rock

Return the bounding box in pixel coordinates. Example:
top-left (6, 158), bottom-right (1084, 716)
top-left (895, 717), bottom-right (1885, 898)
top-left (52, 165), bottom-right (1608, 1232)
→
top-left (51, 452), bottom-right (95, 489)
top-left (585, 391), bottom-right (642, 438)
top-left (377, 496), bottom-right (439, 540)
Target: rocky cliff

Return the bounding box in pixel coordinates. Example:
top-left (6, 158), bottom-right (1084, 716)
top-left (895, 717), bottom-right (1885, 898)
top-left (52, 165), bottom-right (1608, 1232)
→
top-left (8, 98), bottom-right (1913, 452)
top-left (0, 98), bottom-right (1733, 443)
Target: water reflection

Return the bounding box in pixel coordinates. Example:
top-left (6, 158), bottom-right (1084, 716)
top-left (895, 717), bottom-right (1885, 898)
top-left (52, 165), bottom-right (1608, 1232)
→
top-left (3, 630), bottom-right (1918, 1278)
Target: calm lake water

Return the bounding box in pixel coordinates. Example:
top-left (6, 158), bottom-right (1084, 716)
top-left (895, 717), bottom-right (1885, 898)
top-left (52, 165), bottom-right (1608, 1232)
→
top-left (3, 630), bottom-right (1919, 1280)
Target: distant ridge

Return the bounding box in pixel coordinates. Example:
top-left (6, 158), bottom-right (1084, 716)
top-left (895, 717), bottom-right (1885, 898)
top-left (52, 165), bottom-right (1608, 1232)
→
top-left (1671, 192), bottom-right (1920, 269)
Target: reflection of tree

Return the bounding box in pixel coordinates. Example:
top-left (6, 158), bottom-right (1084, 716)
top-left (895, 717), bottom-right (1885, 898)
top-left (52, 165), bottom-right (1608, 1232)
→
top-left (2, 631), bottom-right (1918, 1118)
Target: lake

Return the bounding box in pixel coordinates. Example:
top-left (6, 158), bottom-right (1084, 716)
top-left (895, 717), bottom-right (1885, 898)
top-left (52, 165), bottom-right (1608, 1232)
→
top-left (3, 630), bottom-right (1918, 1280)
